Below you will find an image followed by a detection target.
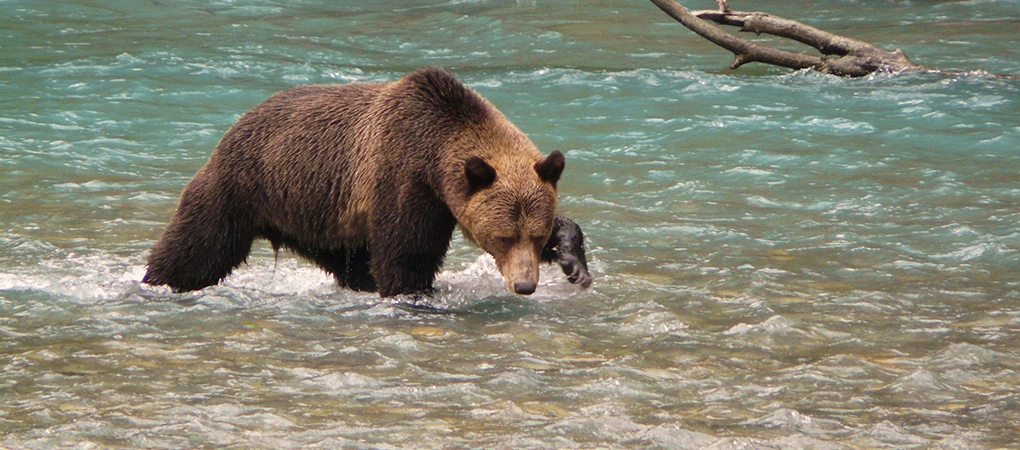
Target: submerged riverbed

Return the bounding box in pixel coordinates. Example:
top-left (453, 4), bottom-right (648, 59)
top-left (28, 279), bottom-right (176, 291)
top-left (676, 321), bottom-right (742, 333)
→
top-left (2, 1), bottom-right (1020, 448)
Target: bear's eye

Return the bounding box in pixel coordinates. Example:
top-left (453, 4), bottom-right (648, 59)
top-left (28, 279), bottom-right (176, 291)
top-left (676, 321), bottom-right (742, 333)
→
top-left (496, 236), bottom-right (516, 248)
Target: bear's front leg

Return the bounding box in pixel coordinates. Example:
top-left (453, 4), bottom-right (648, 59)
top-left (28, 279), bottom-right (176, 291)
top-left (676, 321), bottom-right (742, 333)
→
top-left (369, 195), bottom-right (458, 298)
top-left (542, 215), bottom-right (592, 288)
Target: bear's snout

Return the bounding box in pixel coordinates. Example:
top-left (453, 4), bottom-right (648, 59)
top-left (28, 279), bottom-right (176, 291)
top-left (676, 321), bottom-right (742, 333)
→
top-left (495, 244), bottom-right (541, 296)
top-left (513, 280), bottom-right (537, 295)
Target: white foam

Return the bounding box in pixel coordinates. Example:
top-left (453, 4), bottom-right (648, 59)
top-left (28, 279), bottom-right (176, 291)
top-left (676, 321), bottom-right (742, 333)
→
top-left (0, 249), bottom-right (589, 307)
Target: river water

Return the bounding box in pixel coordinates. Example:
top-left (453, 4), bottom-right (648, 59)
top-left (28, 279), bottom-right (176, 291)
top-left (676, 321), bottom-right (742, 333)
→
top-left (2, 1), bottom-right (1019, 448)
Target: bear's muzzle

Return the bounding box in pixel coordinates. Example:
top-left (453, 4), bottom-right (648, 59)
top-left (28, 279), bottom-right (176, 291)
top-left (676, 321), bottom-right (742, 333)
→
top-left (499, 243), bottom-right (541, 296)
top-left (513, 280), bottom-right (537, 295)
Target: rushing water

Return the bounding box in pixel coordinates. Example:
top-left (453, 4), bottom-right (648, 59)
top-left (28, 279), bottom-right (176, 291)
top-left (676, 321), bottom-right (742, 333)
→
top-left (3, 0), bottom-right (1020, 448)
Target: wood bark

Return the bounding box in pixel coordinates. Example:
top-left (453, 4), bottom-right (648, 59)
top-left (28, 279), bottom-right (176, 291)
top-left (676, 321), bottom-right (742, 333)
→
top-left (649, 0), bottom-right (934, 77)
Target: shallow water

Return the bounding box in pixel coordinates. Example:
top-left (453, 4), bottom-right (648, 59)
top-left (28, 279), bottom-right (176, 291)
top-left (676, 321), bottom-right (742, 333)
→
top-left (3, 0), bottom-right (1020, 448)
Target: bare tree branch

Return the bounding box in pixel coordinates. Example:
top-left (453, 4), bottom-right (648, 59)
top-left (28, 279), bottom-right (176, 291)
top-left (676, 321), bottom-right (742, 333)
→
top-left (649, 0), bottom-right (823, 72)
top-left (651, 0), bottom-right (935, 76)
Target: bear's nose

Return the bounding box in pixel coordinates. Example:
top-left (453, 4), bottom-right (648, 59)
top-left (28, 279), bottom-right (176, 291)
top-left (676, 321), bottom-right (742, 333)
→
top-left (513, 281), bottom-right (537, 295)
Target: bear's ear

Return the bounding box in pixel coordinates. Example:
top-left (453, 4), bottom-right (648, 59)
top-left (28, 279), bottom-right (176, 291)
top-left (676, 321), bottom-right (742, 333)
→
top-left (534, 150), bottom-right (565, 186)
top-left (465, 156), bottom-right (496, 193)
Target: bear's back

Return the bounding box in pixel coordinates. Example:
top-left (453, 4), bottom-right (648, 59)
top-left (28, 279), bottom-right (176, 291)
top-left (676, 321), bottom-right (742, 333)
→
top-left (205, 82), bottom-right (386, 246)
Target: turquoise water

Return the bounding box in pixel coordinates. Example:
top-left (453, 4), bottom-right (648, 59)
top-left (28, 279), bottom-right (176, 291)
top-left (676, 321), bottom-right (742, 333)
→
top-left (3, 0), bottom-right (1020, 447)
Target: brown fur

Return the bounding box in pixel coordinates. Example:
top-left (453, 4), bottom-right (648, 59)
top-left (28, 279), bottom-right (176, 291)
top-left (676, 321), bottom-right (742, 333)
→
top-left (143, 67), bottom-right (564, 297)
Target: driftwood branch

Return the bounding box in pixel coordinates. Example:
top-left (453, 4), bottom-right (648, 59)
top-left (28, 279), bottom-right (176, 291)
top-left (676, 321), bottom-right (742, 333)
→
top-left (650, 0), bottom-right (934, 77)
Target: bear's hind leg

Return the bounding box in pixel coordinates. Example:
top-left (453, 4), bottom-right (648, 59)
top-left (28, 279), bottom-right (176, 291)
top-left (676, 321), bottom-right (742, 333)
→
top-left (144, 192), bottom-right (255, 292)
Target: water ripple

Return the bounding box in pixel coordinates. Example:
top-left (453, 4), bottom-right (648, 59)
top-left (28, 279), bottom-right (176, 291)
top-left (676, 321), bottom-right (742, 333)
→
top-left (3, 0), bottom-right (1020, 448)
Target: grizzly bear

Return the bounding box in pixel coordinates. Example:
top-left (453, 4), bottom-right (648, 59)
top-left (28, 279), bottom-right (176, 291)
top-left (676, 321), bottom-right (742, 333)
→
top-left (143, 67), bottom-right (590, 297)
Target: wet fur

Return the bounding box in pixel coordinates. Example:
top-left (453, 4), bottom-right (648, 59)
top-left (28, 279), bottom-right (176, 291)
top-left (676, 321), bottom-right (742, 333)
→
top-left (144, 67), bottom-right (585, 296)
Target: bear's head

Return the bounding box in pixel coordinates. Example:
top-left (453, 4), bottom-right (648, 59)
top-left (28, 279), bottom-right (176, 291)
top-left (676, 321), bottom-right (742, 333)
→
top-left (459, 149), bottom-right (565, 295)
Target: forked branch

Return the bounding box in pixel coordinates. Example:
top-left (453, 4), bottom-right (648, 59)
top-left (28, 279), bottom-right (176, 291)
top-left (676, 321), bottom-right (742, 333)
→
top-left (650, 0), bottom-right (934, 77)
